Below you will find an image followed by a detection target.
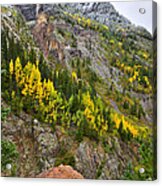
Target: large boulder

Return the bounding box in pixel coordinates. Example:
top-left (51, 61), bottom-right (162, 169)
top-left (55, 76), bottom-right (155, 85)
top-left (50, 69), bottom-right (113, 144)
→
top-left (37, 165), bottom-right (84, 179)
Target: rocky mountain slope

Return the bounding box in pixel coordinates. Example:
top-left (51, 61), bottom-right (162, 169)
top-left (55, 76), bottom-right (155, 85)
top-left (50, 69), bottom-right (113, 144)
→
top-left (1, 3), bottom-right (156, 180)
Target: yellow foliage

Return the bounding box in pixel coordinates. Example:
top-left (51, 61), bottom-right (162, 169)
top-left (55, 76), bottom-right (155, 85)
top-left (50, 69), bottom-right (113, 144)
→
top-left (124, 66), bottom-right (132, 73)
top-left (128, 69), bottom-right (140, 83)
top-left (102, 25), bottom-right (109, 31)
top-left (15, 57), bottom-right (23, 83)
top-left (121, 50), bottom-right (125, 54)
top-left (142, 52), bottom-right (149, 59)
top-left (144, 76), bottom-right (149, 83)
top-left (82, 91), bottom-right (144, 138)
top-left (121, 116), bottom-right (138, 137)
top-left (111, 113), bottom-right (139, 137)
top-left (128, 77), bottom-right (133, 83)
top-left (121, 63), bottom-right (124, 68)
top-left (113, 113), bottom-right (121, 129)
top-left (118, 42), bottom-right (122, 48)
top-left (82, 92), bottom-right (94, 111)
top-left (11, 90), bottom-right (15, 99)
top-left (135, 65), bottom-right (142, 69)
top-left (86, 18), bottom-right (91, 27)
top-left (78, 17), bottom-right (81, 24)
top-left (9, 59), bottom-right (14, 75)
top-left (134, 71), bottom-right (139, 77)
top-left (72, 71), bottom-right (77, 81)
top-left (110, 39), bottom-right (115, 44)
top-left (9, 58), bottom-right (60, 124)
top-left (8, 57), bottom-right (149, 138)
top-left (82, 91), bottom-right (108, 135)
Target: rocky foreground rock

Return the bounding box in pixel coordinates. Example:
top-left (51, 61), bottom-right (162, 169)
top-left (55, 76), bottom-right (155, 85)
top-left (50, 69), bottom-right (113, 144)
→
top-left (1, 103), bottom-right (139, 179)
top-left (37, 165), bottom-right (84, 179)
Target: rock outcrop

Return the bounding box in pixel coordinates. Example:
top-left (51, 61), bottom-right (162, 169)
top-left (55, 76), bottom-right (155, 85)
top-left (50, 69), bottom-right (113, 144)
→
top-left (37, 165), bottom-right (84, 179)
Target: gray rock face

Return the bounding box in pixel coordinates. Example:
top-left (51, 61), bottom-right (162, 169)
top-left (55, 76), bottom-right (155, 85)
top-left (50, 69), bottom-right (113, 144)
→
top-left (75, 137), bottom-right (135, 180)
top-left (75, 141), bottom-right (104, 179)
top-left (63, 2), bottom-right (131, 28)
top-left (34, 125), bottom-right (59, 171)
top-left (15, 2), bottom-right (152, 49)
top-left (16, 4), bottom-right (63, 21)
top-left (16, 4), bottom-right (37, 21)
top-left (1, 107), bottom-right (59, 175)
top-left (16, 3), bottom-right (130, 29)
top-left (66, 2), bottom-right (152, 40)
top-left (1, 101), bottom-right (136, 179)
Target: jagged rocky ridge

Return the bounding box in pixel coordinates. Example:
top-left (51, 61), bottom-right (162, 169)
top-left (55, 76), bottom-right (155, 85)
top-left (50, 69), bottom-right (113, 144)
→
top-left (16, 3), bottom-right (152, 40)
top-left (1, 3), bottom-right (156, 180)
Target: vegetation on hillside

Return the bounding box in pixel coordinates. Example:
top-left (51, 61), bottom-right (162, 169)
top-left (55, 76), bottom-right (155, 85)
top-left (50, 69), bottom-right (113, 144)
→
top-left (1, 5), bottom-right (156, 180)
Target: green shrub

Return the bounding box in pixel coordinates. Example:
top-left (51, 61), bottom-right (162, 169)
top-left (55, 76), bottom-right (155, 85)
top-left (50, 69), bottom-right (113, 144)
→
top-left (1, 140), bottom-right (19, 176)
top-left (1, 107), bottom-right (11, 121)
top-left (55, 152), bottom-right (75, 167)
